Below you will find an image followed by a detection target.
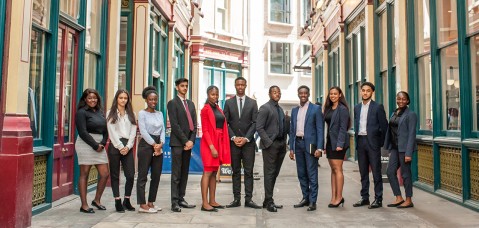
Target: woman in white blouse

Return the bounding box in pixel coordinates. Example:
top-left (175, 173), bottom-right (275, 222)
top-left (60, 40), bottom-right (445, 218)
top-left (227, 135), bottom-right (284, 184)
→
top-left (106, 89), bottom-right (137, 213)
top-left (137, 86), bottom-right (166, 213)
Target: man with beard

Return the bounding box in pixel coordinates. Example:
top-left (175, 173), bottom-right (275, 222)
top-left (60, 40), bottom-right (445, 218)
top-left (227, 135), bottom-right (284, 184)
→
top-left (256, 86), bottom-right (289, 212)
top-left (353, 82), bottom-right (388, 209)
top-left (223, 77), bottom-right (261, 209)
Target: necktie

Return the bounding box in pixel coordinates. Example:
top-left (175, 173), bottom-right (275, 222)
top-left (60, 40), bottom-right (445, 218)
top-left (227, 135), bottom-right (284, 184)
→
top-left (183, 100), bottom-right (194, 131)
top-left (239, 98), bottom-right (243, 118)
top-left (276, 105), bottom-right (284, 136)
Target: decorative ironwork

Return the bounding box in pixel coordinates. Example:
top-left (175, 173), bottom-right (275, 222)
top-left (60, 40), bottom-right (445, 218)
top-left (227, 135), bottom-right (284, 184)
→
top-left (330, 37), bottom-right (339, 51)
top-left (121, 0), bottom-right (129, 8)
top-left (88, 166), bottom-right (99, 186)
top-left (32, 155), bottom-right (47, 207)
top-left (439, 146), bottom-right (462, 196)
top-left (417, 144), bottom-right (434, 185)
top-left (347, 11), bottom-right (365, 34)
top-left (470, 150), bottom-right (479, 201)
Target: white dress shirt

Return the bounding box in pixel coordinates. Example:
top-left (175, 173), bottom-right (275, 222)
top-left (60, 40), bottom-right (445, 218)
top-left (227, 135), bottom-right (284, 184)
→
top-left (107, 110), bottom-right (137, 150)
top-left (236, 95), bottom-right (245, 118)
top-left (296, 101), bottom-right (310, 137)
top-left (358, 100), bottom-right (371, 135)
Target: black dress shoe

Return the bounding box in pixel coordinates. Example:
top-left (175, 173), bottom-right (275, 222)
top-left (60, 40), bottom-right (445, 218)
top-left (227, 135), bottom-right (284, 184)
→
top-left (266, 204), bottom-right (277, 212)
top-left (294, 199), bottom-right (310, 208)
top-left (178, 200), bottom-right (196, 208)
top-left (201, 206), bottom-right (218, 212)
top-left (396, 203), bottom-right (414, 209)
top-left (387, 200), bottom-right (405, 207)
top-left (171, 203), bottom-right (182, 212)
top-left (123, 198), bottom-right (135, 211)
top-left (226, 199), bottom-right (241, 208)
top-left (245, 200), bottom-right (262, 209)
top-left (368, 199), bottom-right (382, 209)
top-left (212, 204), bottom-right (225, 209)
top-left (91, 201), bottom-right (106, 210)
top-left (307, 203), bottom-right (317, 211)
top-left (115, 199), bottom-right (125, 213)
top-left (352, 199), bottom-right (370, 207)
top-left (273, 203), bottom-right (283, 209)
top-left (80, 207), bottom-right (95, 213)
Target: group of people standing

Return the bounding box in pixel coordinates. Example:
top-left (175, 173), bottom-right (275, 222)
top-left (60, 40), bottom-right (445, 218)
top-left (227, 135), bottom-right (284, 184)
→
top-left (288, 82), bottom-right (417, 213)
top-left (73, 76), bottom-right (417, 215)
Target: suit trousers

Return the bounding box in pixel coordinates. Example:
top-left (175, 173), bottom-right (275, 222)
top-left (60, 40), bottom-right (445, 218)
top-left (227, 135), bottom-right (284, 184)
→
top-left (171, 146), bottom-right (192, 204)
top-left (231, 141), bottom-right (256, 201)
top-left (262, 139), bottom-right (287, 205)
top-left (357, 136), bottom-right (383, 200)
top-left (137, 137), bottom-right (163, 204)
top-left (387, 149), bottom-right (413, 197)
top-left (107, 138), bottom-right (135, 198)
top-left (294, 139), bottom-right (319, 203)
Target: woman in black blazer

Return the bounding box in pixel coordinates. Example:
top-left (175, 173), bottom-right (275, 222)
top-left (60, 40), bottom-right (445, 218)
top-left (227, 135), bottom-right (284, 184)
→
top-left (384, 91), bottom-right (417, 208)
top-left (324, 86), bottom-right (350, 208)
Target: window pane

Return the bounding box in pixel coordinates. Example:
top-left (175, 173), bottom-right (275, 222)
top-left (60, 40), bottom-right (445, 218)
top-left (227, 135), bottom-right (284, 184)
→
top-left (303, 0), bottom-right (311, 25)
top-left (471, 35), bottom-right (479, 130)
top-left (270, 42), bottom-right (290, 74)
top-left (415, 0), bottom-right (430, 54)
top-left (118, 70), bottom-right (127, 90)
top-left (60, 0), bottom-right (80, 21)
top-left (152, 31), bottom-right (159, 72)
top-left (270, 0), bottom-right (290, 23)
top-left (84, 52), bottom-right (97, 89)
top-left (468, 0), bottom-right (479, 33)
top-left (379, 13), bottom-right (387, 70)
top-left (29, 30), bottom-right (45, 139)
top-left (437, 0), bottom-right (458, 45)
top-left (64, 32), bottom-right (75, 143)
top-left (119, 17), bottom-right (128, 66)
top-left (440, 44), bottom-right (460, 130)
top-left (86, 0), bottom-right (102, 51)
top-left (225, 72), bottom-right (237, 97)
top-left (393, 4), bottom-right (399, 65)
top-left (32, 0), bottom-right (50, 28)
top-left (54, 29), bottom-right (62, 143)
top-left (382, 72), bottom-right (389, 118)
top-left (418, 55), bottom-right (433, 130)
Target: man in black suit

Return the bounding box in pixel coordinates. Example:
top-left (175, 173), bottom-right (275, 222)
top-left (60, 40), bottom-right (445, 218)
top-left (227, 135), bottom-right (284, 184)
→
top-left (167, 78), bottom-right (197, 212)
top-left (353, 82), bottom-right (388, 209)
top-left (256, 86), bottom-right (289, 212)
top-left (223, 77), bottom-right (261, 209)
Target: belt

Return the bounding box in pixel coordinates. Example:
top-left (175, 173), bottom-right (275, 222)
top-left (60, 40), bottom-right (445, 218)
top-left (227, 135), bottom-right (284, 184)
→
top-left (296, 136), bottom-right (304, 140)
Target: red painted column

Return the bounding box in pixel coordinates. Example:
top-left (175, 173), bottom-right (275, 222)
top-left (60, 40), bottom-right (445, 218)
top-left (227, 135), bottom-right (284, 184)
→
top-left (0, 114), bottom-right (34, 228)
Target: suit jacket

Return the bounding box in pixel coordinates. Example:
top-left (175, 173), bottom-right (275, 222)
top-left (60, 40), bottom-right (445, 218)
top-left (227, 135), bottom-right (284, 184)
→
top-left (384, 107), bottom-right (417, 157)
top-left (326, 104), bottom-right (350, 150)
top-left (354, 100), bottom-right (388, 150)
top-left (256, 100), bottom-right (289, 149)
top-left (289, 103), bottom-right (324, 155)
top-left (223, 95), bottom-right (258, 142)
top-left (167, 96), bottom-right (197, 147)
top-left (200, 104), bottom-right (231, 166)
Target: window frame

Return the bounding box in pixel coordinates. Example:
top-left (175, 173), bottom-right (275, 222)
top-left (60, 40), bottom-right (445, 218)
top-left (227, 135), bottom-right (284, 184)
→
top-left (269, 0), bottom-right (292, 25)
top-left (269, 41), bottom-right (292, 75)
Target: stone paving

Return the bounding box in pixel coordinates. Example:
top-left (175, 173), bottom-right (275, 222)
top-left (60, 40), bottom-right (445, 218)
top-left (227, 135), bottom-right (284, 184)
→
top-left (32, 153), bottom-right (479, 228)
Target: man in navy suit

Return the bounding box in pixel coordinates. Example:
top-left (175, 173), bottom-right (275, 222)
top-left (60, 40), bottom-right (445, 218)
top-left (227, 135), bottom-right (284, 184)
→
top-left (289, 85), bottom-right (324, 211)
top-left (353, 82), bottom-right (388, 209)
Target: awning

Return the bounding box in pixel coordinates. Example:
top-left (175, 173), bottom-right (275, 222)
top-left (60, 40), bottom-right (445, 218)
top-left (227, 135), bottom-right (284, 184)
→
top-left (293, 50), bottom-right (312, 72)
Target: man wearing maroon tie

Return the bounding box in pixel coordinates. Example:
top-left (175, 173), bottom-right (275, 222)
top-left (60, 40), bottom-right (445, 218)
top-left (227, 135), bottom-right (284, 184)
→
top-left (167, 78), bottom-right (197, 212)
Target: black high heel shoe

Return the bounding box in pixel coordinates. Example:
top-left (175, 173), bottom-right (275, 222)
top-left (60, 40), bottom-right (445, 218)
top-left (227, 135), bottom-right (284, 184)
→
top-left (328, 198), bottom-right (345, 208)
top-left (91, 200), bottom-right (106, 210)
top-left (201, 206), bottom-right (219, 212)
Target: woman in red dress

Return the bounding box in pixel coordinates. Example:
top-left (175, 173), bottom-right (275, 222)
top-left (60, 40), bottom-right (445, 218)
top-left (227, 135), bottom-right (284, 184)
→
top-left (200, 85), bottom-right (231, 212)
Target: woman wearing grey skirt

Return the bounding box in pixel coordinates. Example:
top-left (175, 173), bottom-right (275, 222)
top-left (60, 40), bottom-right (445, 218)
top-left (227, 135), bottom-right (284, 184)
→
top-left (137, 86), bottom-right (165, 213)
top-left (75, 88), bottom-right (110, 214)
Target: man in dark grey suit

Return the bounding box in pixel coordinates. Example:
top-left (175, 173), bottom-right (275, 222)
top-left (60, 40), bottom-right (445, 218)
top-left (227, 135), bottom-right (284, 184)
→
top-left (223, 77), bottom-right (261, 209)
top-left (256, 86), bottom-right (289, 212)
top-left (353, 82), bottom-right (388, 209)
top-left (167, 78), bottom-right (197, 212)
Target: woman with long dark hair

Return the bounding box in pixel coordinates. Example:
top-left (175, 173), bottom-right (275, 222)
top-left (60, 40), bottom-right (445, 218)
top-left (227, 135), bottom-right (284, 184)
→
top-left (137, 86), bottom-right (165, 213)
top-left (106, 89), bottom-right (137, 213)
top-left (199, 85), bottom-right (231, 212)
top-left (385, 91), bottom-right (417, 208)
top-left (323, 86), bottom-right (350, 208)
top-left (75, 88), bottom-right (110, 213)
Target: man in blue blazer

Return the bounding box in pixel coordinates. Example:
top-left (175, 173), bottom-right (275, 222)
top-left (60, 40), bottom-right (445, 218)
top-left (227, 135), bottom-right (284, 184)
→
top-left (353, 82), bottom-right (388, 209)
top-left (289, 86), bottom-right (324, 211)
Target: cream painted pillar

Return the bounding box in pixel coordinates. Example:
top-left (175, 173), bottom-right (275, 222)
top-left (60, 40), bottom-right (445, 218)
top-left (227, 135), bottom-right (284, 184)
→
top-left (323, 43), bottom-right (329, 101)
top-left (365, 3), bottom-right (375, 84)
top-left (191, 60), bottom-right (204, 122)
top-left (4, 0), bottom-right (32, 114)
top-left (397, 0), bottom-right (408, 92)
top-left (105, 0), bottom-right (121, 109)
top-left (131, 2), bottom-right (150, 114)
top-left (167, 22), bottom-right (176, 102)
top-left (339, 25), bottom-right (346, 91)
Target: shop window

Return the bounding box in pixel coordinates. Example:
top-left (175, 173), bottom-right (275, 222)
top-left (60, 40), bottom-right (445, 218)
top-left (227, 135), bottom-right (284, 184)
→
top-left (118, 16), bottom-right (129, 90)
top-left (60, 0), bottom-right (80, 21)
top-left (32, 0), bottom-right (50, 28)
top-left (302, 0), bottom-right (311, 25)
top-left (270, 42), bottom-right (291, 74)
top-left (418, 55), bottom-right (433, 130)
top-left (441, 44), bottom-right (460, 130)
top-left (216, 0), bottom-right (229, 31)
top-left (84, 0), bottom-right (102, 89)
top-left (468, 0), bottom-right (479, 33)
top-left (437, 0), bottom-right (458, 46)
top-left (270, 0), bottom-right (290, 23)
top-left (328, 50), bottom-right (339, 88)
top-left (202, 60), bottom-right (240, 107)
top-left (29, 29), bottom-right (45, 139)
top-left (415, 0), bottom-right (431, 54)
